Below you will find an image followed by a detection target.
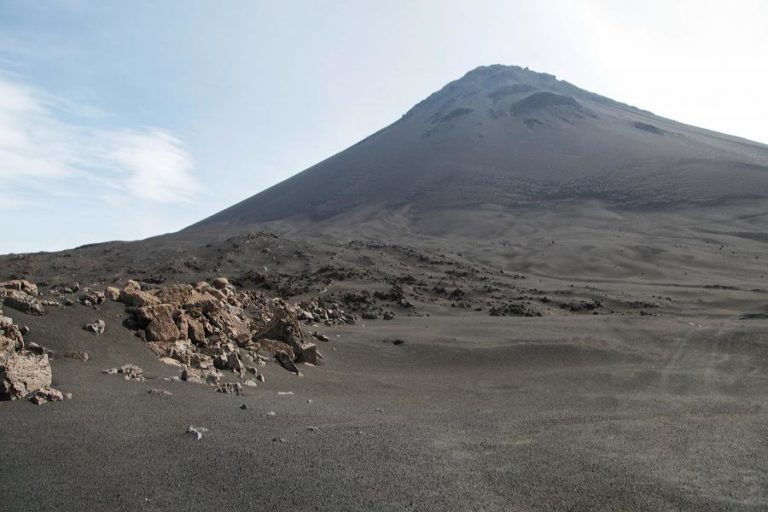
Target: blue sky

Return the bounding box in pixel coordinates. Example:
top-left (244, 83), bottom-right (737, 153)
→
top-left (1, 0), bottom-right (767, 253)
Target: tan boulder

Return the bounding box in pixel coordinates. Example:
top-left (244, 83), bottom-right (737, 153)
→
top-left (1, 289), bottom-right (45, 315)
top-left (0, 352), bottom-right (52, 400)
top-left (134, 305), bottom-right (182, 342)
top-left (186, 316), bottom-right (207, 344)
top-left (0, 280), bottom-right (38, 297)
top-left (119, 288), bottom-right (160, 307)
top-left (211, 277), bottom-right (230, 290)
top-left (104, 287), bottom-right (120, 301)
top-left (124, 280), bottom-right (142, 292)
top-left (296, 341), bottom-right (319, 365)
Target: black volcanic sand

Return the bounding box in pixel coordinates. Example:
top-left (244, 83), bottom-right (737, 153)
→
top-left (2, 303), bottom-right (768, 511)
top-left (2, 202), bottom-right (768, 510)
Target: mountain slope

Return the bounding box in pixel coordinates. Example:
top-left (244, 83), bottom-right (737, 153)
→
top-left (193, 65), bottom-right (768, 230)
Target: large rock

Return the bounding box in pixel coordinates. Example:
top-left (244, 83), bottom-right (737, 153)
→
top-left (154, 284), bottom-right (198, 306)
top-left (0, 352), bottom-right (52, 400)
top-left (296, 341), bottom-right (319, 365)
top-left (0, 289), bottom-right (45, 316)
top-left (134, 305), bottom-right (182, 341)
top-left (119, 288), bottom-right (160, 307)
top-left (0, 280), bottom-right (38, 297)
top-left (186, 316), bottom-right (206, 344)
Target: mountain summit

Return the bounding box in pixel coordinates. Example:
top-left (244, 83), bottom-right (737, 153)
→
top-left (193, 65), bottom-right (768, 230)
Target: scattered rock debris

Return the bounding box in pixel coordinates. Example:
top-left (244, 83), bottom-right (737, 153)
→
top-left (103, 364), bottom-right (145, 381)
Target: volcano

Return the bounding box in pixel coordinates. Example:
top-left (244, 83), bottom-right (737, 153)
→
top-left (193, 64), bottom-right (768, 232)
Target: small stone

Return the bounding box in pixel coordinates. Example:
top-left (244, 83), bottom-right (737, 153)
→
top-left (243, 379), bottom-right (258, 388)
top-left (266, 411), bottom-right (276, 417)
top-left (147, 388), bottom-right (172, 396)
top-left (186, 425), bottom-right (208, 440)
top-left (83, 320), bottom-right (106, 335)
top-left (27, 342), bottom-right (55, 358)
top-left (312, 331), bottom-right (329, 342)
top-left (240, 403), bottom-right (248, 410)
top-left (272, 437), bottom-right (287, 443)
top-left (256, 374), bottom-right (265, 383)
top-left (29, 387), bottom-right (65, 405)
top-left (307, 426), bottom-right (319, 432)
top-left (65, 351), bottom-right (89, 362)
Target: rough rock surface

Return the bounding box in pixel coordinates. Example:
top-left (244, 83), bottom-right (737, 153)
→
top-left (0, 352), bottom-right (52, 400)
top-left (29, 387), bottom-right (65, 405)
top-left (0, 299), bottom-right (63, 403)
top-left (111, 278), bottom-right (326, 388)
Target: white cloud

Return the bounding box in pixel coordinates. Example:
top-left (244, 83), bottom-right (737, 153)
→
top-left (0, 72), bottom-right (199, 206)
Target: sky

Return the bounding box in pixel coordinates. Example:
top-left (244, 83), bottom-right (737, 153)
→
top-left (1, 0), bottom-right (767, 253)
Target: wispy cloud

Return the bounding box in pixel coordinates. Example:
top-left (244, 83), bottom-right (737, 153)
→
top-left (0, 72), bottom-right (199, 207)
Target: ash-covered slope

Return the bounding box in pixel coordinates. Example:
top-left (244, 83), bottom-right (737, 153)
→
top-left (193, 65), bottom-right (768, 229)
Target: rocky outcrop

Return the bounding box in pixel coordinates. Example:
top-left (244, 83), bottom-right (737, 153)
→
top-left (0, 288), bottom-right (46, 316)
top-left (0, 302), bottom-right (65, 403)
top-left (109, 278), bottom-right (324, 388)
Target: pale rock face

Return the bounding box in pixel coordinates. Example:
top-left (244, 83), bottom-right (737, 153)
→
top-left (118, 288), bottom-right (160, 308)
top-left (0, 352), bottom-right (52, 400)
